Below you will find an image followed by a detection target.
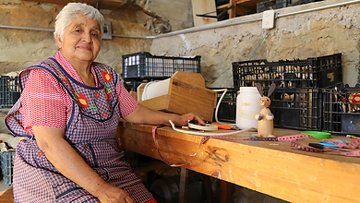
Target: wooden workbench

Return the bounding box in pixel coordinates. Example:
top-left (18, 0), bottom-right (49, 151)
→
top-left (118, 122), bottom-right (360, 203)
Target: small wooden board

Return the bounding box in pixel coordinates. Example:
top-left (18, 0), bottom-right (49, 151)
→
top-left (138, 72), bottom-right (217, 122)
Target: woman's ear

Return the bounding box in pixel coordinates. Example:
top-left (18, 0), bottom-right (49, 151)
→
top-left (54, 35), bottom-right (63, 49)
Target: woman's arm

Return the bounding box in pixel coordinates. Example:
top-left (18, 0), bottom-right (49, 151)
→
top-left (123, 104), bottom-right (205, 126)
top-left (33, 126), bottom-right (133, 203)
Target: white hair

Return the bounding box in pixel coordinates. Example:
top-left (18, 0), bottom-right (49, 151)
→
top-left (54, 3), bottom-right (104, 40)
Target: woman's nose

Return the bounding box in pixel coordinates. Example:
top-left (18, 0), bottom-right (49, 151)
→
top-left (82, 32), bottom-right (92, 42)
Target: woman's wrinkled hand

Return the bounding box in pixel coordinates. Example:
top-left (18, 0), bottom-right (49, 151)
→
top-left (97, 183), bottom-right (134, 203)
top-left (175, 113), bottom-right (205, 126)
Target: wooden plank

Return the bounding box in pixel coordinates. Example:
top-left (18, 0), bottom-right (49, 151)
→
top-left (167, 75), bottom-right (216, 121)
top-left (234, 0), bottom-right (261, 16)
top-left (235, 0), bottom-right (259, 3)
top-left (191, 0), bottom-right (217, 26)
top-left (171, 71), bottom-right (205, 88)
top-left (229, 0), bottom-right (236, 18)
top-left (216, 0), bottom-right (261, 19)
top-left (118, 123), bottom-right (360, 203)
top-left (140, 95), bottom-right (171, 111)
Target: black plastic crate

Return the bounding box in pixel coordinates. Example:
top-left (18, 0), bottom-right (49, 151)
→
top-left (232, 53), bottom-right (342, 90)
top-left (123, 79), bottom-right (147, 92)
top-left (0, 76), bottom-right (20, 108)
top-left (257, 0), bottom-right (276, 13)
top-left (1, 150), bottom-right (15, 186)
top-left (323, 85), bottom-right (360, 135)
top-left (122, 52), bottom-right (201, 79)
top-left (276, 0), bottom-right (292, 9)
top-left (300, 0), bottom-right (323, 4)
top-left (216, 0), bottom-right (229, 6)
top-left (213, 88), bottom-right (237, 122)
top-left (271, 88), bottom-right (322, 130)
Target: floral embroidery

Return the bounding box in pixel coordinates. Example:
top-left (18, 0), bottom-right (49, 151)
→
top-left (101, 71), bottom-right (112, 83)
top-left (104, 83), bottom-right (112, 102)
top-left (88, 103), bottom-right (98, 111)
top-left (37, 150), bottom-right (44, 157)
top-left (105, 83), bottom-right (111, 91)
top-left (76, 92), bottom-right (89, 109)
top-left (58, 72), bottom-right (70, 84)
top-left (106, 92), bottom-right (112, 102)
top-left (102, 112), bottom-right (108, 117)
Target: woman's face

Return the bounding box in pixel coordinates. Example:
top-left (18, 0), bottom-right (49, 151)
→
top-left (56, 14), bottom-right (102, 63)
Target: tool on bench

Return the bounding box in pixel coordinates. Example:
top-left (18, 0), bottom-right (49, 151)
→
top-left (308, 142), bottom-right (351, 152)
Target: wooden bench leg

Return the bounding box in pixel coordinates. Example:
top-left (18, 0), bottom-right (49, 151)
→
top-left (178, 168), bottom-right (188, 203)
top-left (220, 180), bottom-right (234, 203)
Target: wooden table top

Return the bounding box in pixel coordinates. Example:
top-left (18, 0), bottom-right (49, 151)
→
top-left (118, 122), bottom-right (360, 203)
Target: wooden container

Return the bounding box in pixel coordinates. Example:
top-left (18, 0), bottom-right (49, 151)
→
top-left (137, 72), bottom-right (217, 121)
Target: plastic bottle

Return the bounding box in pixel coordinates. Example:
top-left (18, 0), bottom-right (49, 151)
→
top-left (236, 87), bottom-right (261, 129)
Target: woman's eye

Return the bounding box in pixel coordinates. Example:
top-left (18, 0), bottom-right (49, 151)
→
top-left (91, 32), bottom-right (99, 37)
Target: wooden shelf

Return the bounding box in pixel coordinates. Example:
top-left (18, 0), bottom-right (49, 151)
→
top-left (22, 0), bottom-right (127, 10)
top-left (217, 0), bottom-right (261, 19)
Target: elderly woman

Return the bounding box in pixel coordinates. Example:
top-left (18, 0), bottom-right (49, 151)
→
top-left (6, 3), bottom-right (203, 203)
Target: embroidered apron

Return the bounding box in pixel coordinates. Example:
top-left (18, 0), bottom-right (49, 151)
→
top-left (6, 58), bottom-right (153, 203)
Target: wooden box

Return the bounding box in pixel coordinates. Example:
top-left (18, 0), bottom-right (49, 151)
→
top-left (137, 72), bottom-right (217, 122)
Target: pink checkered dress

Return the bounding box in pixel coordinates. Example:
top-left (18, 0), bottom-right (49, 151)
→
top-left (6, 58), bottom-right (155, 202)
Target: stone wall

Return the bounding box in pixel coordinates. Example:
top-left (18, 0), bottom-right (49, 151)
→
top-left (0, 0), bottom-right (193, 74)
top-left (150, 0), bottom-right (360, 87)
top-left (2, 1), bottom-right (359, 87)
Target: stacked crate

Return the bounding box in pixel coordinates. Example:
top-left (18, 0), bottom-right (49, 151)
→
top-left (122, 52), bottom-right (201, 91)
top-left (0, 150), bottom-right (15, 186)
top-left (0, 76), bottom-right (20, 108)
top-left (0, 75), bottom-right (19, 185)
top-left (256, 0), bottom-right (292, 13)
top-left (256, 0), bottom-right (324, 13)
top-left (323, 85), bottom-right (360, 136)
top-left (299, 0), bottom-right (323, 4)
top-left (232, 53), bottom-right (342, 130)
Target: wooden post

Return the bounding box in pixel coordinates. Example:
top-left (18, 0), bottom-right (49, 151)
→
top-left (191, 0), bottom-right (217, 26)
top-left (229, 0), bottom-right (236, 18)
top-left (178, 168), bottom-right (188, 203)
top-left (220, 180), bottom-right (234, 203)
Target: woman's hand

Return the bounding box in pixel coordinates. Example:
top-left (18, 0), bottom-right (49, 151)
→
top-left (97, 183), bottom-right (134, 203)
top-left (125, 105), bottom-right (205, 127)
top-left (173, 113), bottom-right (205, 126)
top-left (33, 126), bottom-right (134, 203)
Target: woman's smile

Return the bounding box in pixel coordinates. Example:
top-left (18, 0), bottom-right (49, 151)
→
top-left (76, 44), bottom-right (92, 51)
